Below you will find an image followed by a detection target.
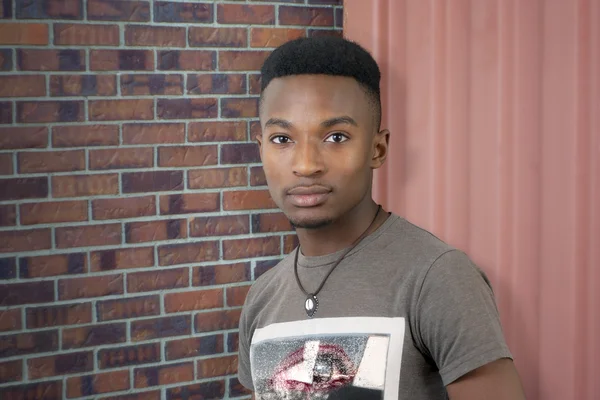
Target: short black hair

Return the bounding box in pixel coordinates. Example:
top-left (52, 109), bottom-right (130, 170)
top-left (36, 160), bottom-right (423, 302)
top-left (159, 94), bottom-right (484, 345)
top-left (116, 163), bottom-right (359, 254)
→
top-left (260, 36), bottom-right (382, 130)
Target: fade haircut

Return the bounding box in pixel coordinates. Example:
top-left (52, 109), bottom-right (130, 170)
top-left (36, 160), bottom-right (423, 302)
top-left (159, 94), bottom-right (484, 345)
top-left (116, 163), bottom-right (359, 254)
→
top-left (259, 36), bottom-right (382, 130)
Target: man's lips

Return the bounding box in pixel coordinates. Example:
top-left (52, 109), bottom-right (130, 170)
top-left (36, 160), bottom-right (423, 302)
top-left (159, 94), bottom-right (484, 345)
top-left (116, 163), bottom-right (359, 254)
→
top-left (286, 185), bottom-right (332, 207)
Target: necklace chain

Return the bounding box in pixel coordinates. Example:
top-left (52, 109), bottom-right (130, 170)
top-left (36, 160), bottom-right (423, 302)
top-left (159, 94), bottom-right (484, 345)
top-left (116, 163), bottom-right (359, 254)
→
top-left (293, 205), bottom-right (382, 316)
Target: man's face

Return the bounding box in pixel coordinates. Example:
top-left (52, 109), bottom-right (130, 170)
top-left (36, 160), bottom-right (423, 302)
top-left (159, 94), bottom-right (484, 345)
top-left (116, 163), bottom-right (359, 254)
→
top-left (258, 74), bottom-right (387, 229)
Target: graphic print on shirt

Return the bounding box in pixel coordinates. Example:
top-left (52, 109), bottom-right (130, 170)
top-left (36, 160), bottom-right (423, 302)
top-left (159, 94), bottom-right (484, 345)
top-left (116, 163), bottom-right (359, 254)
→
top-left (250, 317), bottom-right (405, 400)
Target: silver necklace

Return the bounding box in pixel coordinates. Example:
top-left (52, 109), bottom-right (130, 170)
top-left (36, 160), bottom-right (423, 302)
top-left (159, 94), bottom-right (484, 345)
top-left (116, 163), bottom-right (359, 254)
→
top-left (293, 205), bottom-right (382, 318)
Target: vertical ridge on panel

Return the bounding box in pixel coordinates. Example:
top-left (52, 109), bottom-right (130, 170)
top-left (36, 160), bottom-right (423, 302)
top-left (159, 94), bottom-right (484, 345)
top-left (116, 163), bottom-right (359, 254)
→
top-left (539, 1), bottom-right (578, 398)
top-left (467, 0), bottom-right (500, 279)
top-left (511, 1), bottom-right (543, 398)
top-left (574, 1), bottom-right (592, 398)
top-left (444, 0), bottom-right (471, 252)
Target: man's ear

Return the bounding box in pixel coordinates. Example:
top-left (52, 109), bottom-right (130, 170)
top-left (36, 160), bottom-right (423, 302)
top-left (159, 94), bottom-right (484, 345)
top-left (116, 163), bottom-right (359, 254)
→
top-left (371, 129), bottom-right (390, 169)
top-left (255, 132), bottom-right (263, 161)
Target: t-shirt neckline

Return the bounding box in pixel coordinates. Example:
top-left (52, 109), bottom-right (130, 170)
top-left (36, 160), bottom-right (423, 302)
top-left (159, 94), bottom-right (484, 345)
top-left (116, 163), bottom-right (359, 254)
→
top-left (296, 213), bottom-right (400, 268)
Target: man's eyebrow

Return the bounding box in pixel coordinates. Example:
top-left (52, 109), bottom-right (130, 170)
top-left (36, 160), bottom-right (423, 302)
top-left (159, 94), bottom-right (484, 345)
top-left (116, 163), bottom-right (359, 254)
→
top-left (320, 116), bottom-right (358, 128)
top-left (264, 118), bottom-right (293, 129)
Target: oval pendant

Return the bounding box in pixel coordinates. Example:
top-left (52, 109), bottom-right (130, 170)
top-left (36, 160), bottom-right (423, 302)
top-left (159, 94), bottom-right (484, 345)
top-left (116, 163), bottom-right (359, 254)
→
top-left (305, 294), bottom-right (318, 318)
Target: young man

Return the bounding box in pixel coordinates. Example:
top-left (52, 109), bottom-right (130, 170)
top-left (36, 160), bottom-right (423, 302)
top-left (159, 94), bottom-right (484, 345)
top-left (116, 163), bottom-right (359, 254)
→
top-left (238, 36), bottom-right (526, 399)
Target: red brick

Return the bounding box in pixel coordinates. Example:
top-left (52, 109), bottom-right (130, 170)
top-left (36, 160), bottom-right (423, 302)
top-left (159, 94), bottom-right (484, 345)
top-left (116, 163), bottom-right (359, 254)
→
top-left (28, 351), bottom-right (93, 379)
top-left (249, 73), bottom-right (261, 94)
top-left (121, 74), bottom-right (183, 96)
top-left (52, 173), bottom-right (119, 198)
top-left (0, 50), bottom-right (10, 71)
top-left (157, 98), bottom-right (218, 119)
top-left (190, 215), bottom-right (249, 237)
top-left (0, 101), bottom-right (11, 123)
top-left (18, 150), bottom-right (84, 173)
top-left (251, 27), bottom-right (305, 47)
top-left (123, 123), bottom-right (185, 145)
top-left (0, 205), bottom-right (16, 226)
top-left (97, 295), bottom-right (160, 322)
top-left (252, 212), bottom-right (292, 233)
top-left (19, 253), bottom-right (87, 279)
top-left (50, 74), bottom-right (117, 96)
top-left (131, 315), bottom-right (191, 341)
top-left (164, 289), bottom-right (223, 313)
top-left (18, 49), bottom-right (85, 71)
top-left (217, 4), bottom-right (274, 24)
top-left (0, 309), bottom-right (22, 332)
top-left (221, 98), bottom-right (259, 118)
top-left (20, 200), bottom-right (87, 225)
top-left (188, 27), bottom-right (247, 47)
top-left (90, 247), bottom-right (154, 272)
top-left (54, 23), bottom-right (119, 45)
top-left (0, 258), bottom-right (16, 279)
top-left (125, 219), bottom-right (187, 243)
top-left (0, 154), bottom-right (13, 175)
top-left (229, 331), bottom-right (242, 353)
top-left (284, 234), bottom-right (299, 253)
top-left (90, 49), bottom-right (154, 71)
top-left (218, 50), bottom-right (270, 71)
top-left (127, 268), bottom-right (189, 293)
top-left (188, 167), bottom-right (247, 189)
top-left (63, 323), bottom-right (127, 349)
top-left (223, 237), bottom-right (280, 260)
top-left (134, 362), bottom-right (193, 388)
top-left (126, 25), bottom-right (185, 47)
top-left (0, 381), bottom-right (62, 400)
top-left (98, 343), bottom-right (160, 369)
top-left (88, 0), bottom-right (150, 21)
top-left (0, 176), bottom-right (43, 201)
top-left (0, 330), bottom-right (58, 358)
top-left (0, 229), bottom-right (51, 253)
top-left (53, 125), bottom-right (119, 147)
top-left (227, 285), bottom-right (251, 307)
top-left (167, 381), bottom-right (225, 400)
top-left (67, 370), bottom-right (130, 398)
top-left (223, 189), bottom-right (277, 210)
top-left (159, 193), bottom-right (219, 215)
top-left (188, 121), bottom-right (246, 142)
top-left (195, 309), bottom-right (241, 333)
top-left (193, 263), bottom-right (250, 286)
top-left (158, 241), bottom-right (219, 266)
top-left (158, 50), bottom-right (215, 71)
top-left (92, 196), bottom-right (156, 221)
top-left (165, 334), bottom-right (224, 360)
top-left (26, 303), bottom-right (91, 329)
top-left (122, 171), bottom-right (183, 193)
top-left (15, 0), bottom-right (83, 19)
top-left (309, 28), bottom-right (343, 38)
top-left (154, 1), bottom-right (213, 23)
top-left (187, 73), bottom-right (246, 95)
top-left (0, 75), bottom-right (45, 97)
top-left (90, 148), bottom-right (154, 170)
top-left (59, 274), bottom-right (124, 300)
top-left (98, 390), bottom-right (160, 400)
top-left (0, 360), bottom-right (22, 384)
top-left (197, 355), bottom-right (238, 378)
top-left (90, 99), bottom-right (153, 121)
top-left (0, 23), bottom-right (48, 45)
top-left (17, 100), bottom-right (84, 123)
top-left (158, 145), bottom-right (217, 167)
top-left (279, 5), bottom-right (334, 26)
top-left (55, 223), bottom-right (121, 249)
top-left (221, 143), bottom-right (260, 164)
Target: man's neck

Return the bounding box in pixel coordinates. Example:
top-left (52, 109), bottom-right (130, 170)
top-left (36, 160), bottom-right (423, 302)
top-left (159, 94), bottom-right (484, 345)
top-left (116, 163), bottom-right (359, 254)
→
top-left (295, 200), bottom-right (386, 257)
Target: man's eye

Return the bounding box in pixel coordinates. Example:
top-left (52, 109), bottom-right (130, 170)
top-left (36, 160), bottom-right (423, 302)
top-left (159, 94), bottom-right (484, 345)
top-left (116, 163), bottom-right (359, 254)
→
top-left (325, 133), bottom-right (348, 143)
top-left (271, 136), bottom-right (291, 144)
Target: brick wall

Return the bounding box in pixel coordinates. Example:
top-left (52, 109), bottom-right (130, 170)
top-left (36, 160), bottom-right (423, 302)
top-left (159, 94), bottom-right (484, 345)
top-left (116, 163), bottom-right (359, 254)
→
top-left (0, 1), bottom-right (342, 399)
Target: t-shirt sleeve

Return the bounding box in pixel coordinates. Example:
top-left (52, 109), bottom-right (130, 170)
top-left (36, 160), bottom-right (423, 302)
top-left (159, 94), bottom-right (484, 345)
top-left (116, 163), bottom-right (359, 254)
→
top-left (237, 296), bottom-right (255, 391)
top-left (414, 249), bottom-right (513, 386)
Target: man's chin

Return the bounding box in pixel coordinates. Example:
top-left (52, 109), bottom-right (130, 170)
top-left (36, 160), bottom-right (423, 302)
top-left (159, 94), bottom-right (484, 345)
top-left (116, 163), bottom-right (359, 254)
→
top-left (288, 214), bottom-right (333, 230)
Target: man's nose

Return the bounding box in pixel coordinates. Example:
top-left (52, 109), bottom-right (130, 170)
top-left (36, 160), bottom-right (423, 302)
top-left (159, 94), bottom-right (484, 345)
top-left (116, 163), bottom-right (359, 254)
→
top-left (292, 140), bottom-right (325, 177)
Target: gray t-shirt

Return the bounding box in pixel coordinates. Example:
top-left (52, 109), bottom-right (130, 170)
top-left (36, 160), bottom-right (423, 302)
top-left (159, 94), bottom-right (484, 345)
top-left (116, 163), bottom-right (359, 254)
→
top-left (238, 213), bottom-right (512, 399)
